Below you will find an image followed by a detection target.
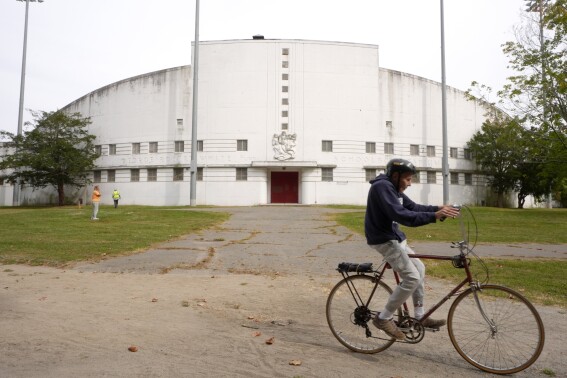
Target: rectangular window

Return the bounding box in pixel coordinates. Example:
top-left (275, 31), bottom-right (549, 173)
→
top-left (465, 173), bottom-right (473, 185)
top-left (197, 140), bottom-right (204, 152)
top-left (384, 143), bottom-right (394, 155)
top-left (109, 144), bottom-right (116, 155)
top-left (427, 145), bottom-right (436, 157)
top-left (282, 48), bottom-right (289, 55)
top-left (282, 85), bottom-right (288, 92)
top-left (281, 123), bottom-right (288, 130)
top-left (282, 61), bottom-right (289, 68)
top-left (451, 172), bottom-right (459, 185)
top-left (132, 143), bottom-right (140, 154)
top-left (177, 119), bottom-right (183, 126)
top-left (173, 168), bottom-right (184, 181)
top-left (366, 142), bottom-right (376, 154)
top-left (175, 141), bottom-right (185, 153)
top-left (410, 144), bottom-right (419, 156)
top-left (237, 139), bottom-right (248, 151)
top-left (321, 167), bottom-right (333, 182)
top-left (107, 170), bottom-right (116, 183)
top-left (282, 110), bottom-right (288, 117)
top-left (95, 145), bottom-right (102, 155)
top-left (365, 169), bottom-right (376, 182)
top-left (197, 167), bottom-right (203, 181)
top-left (464, 148), bottom-right (472, 160)
top-left (236, 167), bottom-right (247, 181)
top-left (322, 140), bottom-right (333, 152)
top-left (427, 171), bottom-right (436, 184)
top-left (93, 170), bottom-right (101, 183)
top-left (131, 169), bottom-right (140, 182)
top-left (149, 142), bottom-right (158, 153)
top-left (413, 171), bottom-right (421, 183)
top-left (147, 168), bottom-right (157, 182)
top-left (450, 147), bottom-right (458, 159)
top-left (282, 98), bottom-right (289, 105)
top-left (282, 73), bottom-right (289, 80)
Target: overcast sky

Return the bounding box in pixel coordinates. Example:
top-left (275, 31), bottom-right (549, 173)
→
top-left (1, 0), bottom-right (529, 135)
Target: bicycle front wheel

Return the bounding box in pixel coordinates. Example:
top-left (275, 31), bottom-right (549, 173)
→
top-left (326, 274), bottom-right (398, 354)
top-left (448, 284), bottom-right (545, 374)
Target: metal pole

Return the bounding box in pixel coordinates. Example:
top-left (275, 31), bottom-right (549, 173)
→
top-left (13, 0), bottom-right (32, 206)
top-left (189, 0), bottom-right (200, 206)
top-left (440, 0), bottom-right (449, 204)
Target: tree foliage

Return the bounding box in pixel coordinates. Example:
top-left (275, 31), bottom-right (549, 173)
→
top-left (0, 110), bottom-right (98, 206)
top-left (499, 0), bottom-right (567, 148)
top-left (467, 0), bottom-right (567, 207)
top-left (467, 117), bottom-right (527, 207)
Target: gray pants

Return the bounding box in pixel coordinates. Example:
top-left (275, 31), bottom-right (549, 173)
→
top-left (91, 202), bottom-right (100, 219)
top-left (370, 240), bottom-right (425, 314)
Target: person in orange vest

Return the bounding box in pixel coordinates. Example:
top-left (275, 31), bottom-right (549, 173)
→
top-left (91, 185), bottom-right (101, 220)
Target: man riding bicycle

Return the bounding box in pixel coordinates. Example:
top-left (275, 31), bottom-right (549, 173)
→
top-left (365, 158), bottom-right (460, 340)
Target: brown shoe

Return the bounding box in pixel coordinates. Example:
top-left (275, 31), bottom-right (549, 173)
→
top-left (372, 316), bottom-right (405, 340)
top-left (420, 317), bottom-right (446, 329)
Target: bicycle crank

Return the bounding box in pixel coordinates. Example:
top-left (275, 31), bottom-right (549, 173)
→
top-left (397, 317), bottom-right (425, 344)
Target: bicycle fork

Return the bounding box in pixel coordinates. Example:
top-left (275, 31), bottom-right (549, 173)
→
top-left (470, 283), bottom-right (498, 336)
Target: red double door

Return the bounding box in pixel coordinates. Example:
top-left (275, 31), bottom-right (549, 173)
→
top-left (271, 172), bottom-right (298, 203)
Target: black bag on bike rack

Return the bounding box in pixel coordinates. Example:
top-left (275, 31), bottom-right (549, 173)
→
top-left (337, 262), bottom-right (373, 273)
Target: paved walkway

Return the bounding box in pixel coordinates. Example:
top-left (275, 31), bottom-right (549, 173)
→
top-left (73, 206), bottom-right (567, 274)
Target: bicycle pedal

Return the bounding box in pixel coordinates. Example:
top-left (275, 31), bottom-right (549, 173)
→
top-left (423, 327), bottom-right (440, 332)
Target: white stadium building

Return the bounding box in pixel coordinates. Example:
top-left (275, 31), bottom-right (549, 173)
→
top-left (1, 38), bottom-right (495, 207)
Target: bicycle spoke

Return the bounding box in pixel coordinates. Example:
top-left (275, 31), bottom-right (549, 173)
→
top-left (448, 285), bottom-right (544, 374)
top-left (326, 274), bottom-right (399, 354)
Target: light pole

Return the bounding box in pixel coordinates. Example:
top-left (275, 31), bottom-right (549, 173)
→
top-left (440, 0), bottom-right (449, 204)
top-left (189, 0), bottom-right (200, 206)
top-left (14, 0), bottom-right (43, 206)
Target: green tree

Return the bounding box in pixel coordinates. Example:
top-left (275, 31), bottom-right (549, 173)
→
top-left (0, 110), bottom-right (98, 206)
top-left (499, 0), bottom-right (567, 149)
top-left (467, 117), bottom-right (526, 207)
top-left (514, 126), bottom-right (553, 208)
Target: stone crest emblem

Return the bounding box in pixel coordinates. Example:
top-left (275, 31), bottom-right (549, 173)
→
top-left (272, 131), bottom-right (296, 161)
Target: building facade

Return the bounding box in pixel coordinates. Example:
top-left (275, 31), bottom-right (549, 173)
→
top-left (2, 39), bottom-right (494, 207)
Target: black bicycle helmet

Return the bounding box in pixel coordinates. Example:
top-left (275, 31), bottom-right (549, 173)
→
top-left (386, 158), bottom-right (416, 178)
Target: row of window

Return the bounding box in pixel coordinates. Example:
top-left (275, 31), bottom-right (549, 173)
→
top-left (93, 168), bottom-right (249, 183)
top-left (96, 139), bottom-right (470, 158)
top-left (90, 167), bottom-right (475, 185)
top-left (281, 47), bottom-right (290, 131)
top-left (95, 140), bottom-right (249, 156)
top-left (362, 168), bottom-right (474, 185)
top-left (323, 141), bottom-right (472, 159)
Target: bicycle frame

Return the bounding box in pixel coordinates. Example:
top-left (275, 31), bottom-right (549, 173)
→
top-left (389, 251), bottom-right (474, 321)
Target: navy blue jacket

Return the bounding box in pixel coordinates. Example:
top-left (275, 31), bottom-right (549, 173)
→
top-left (365, 174), bottom-right (438, 245)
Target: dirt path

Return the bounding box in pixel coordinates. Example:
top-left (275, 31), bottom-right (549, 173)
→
top-left (1, 206), bottom-right (565, 377)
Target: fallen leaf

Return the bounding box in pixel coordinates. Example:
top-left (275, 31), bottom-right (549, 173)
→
top-left (247, 315), bottom-right (255, 320)
top-left (151, 298), bottom-right (158, 302)
top-left (289, 359), bottom-right (302, 366)
top-left (128, 346), bottom-right (138, 352)
top-left (265, 337), bottom-right (275, 345)
top-left (253, 331), bottom-right (262, 337)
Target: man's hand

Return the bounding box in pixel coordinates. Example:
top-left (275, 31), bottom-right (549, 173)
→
top-left (436, 205), bottom-right (461, 221)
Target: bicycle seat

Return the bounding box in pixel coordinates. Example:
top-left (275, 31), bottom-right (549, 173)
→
top-left (337, 262), bottom-right (373, 273)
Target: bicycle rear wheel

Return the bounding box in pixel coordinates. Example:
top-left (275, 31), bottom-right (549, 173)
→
top-left (448, 284), bottom-right (545, 374)
top-left (326, 274), bottom-right (398, 354)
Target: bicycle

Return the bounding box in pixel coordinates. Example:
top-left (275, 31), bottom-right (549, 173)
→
top-left (326, 205), bottom-right (545, 375)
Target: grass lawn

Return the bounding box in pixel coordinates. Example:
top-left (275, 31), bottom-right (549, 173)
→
top-left (0, 205), bottom-right (229, 266)
top-left (332, 206), bottom-right (567, 307)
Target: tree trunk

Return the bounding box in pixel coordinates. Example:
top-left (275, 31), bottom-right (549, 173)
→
top-left (57, 183), bottom-right (65, 206)
top-left (517, 193), bottom-right (526, 209)
top-left (497, 192), bottom-right (505, 208)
